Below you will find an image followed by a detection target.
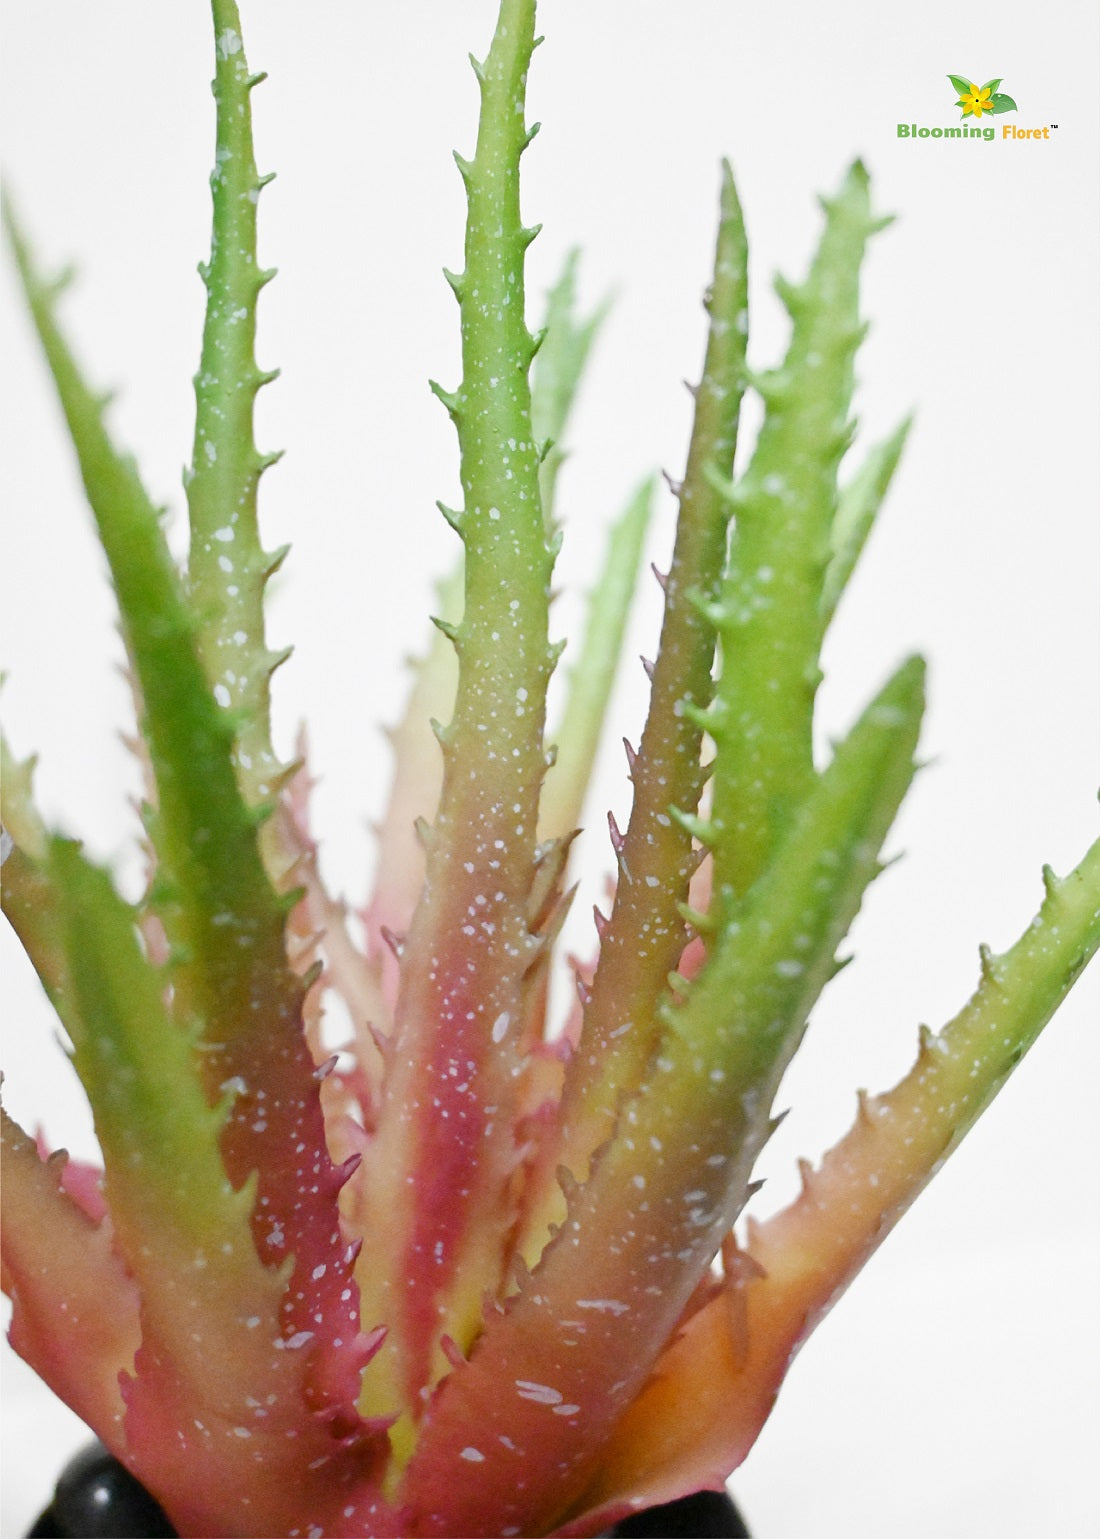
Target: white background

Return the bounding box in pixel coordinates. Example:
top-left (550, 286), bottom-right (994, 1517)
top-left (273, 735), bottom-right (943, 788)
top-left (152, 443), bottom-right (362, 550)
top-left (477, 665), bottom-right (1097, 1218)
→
top-left (1, 2), bottom-right (1097, 1536)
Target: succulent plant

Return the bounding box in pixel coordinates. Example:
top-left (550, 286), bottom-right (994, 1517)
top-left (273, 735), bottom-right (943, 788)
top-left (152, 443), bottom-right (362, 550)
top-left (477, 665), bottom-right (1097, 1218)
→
top-left (2, 2), bottom-right (1097, 1536)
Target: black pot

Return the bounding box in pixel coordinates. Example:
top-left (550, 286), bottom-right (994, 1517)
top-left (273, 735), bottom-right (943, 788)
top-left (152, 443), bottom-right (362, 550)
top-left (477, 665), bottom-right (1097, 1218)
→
top-left (29, 1442), bottom-right (751, 1538)
top-left (608, 1488), bottom-right (750, 1537)
top-left (27, 1442), bottom-right (175, 1538)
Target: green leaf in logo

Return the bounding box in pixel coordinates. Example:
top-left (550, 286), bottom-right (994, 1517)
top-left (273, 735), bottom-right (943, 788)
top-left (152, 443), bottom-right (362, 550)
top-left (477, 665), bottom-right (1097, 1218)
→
top-left (981, 77), bottom-right (1003, 96)
top-left (947, 73), bottom-right (974, 97)
top-left (991, 93), bottom-right (1018, 113)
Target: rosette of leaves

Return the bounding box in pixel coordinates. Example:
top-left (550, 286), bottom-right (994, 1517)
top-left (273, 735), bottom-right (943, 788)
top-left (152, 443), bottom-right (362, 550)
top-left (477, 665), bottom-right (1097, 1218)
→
top-left (2, 2), bottom-right (1097, 1537)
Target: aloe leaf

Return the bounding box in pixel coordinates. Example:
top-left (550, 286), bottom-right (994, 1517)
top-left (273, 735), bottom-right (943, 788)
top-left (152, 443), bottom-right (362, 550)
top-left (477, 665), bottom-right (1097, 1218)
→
top-left (586, 834), bottom-right (1100, 1519)
top-left (0, 732), bottom-right (46, 860)
top-left (739, 836), bottom-right (1100, 1382)
top-left (539, 476), bottom-right (654, 843)
top-left (404, 658), bottom-right (923, 1536)
top-left (30, 838), bottom-right (387, 1534)
top-left (556, 1251), bottom-right (764, 1535)
top-left (707, 161), bottom-right (886, 900)
top-left (0, 741), bottom-right (64, 1001)
top-left (820, 416), bottom-right (911, 629)
top-left (279, 749), bottom-right (391, 1083)
top-left (363, 563), bottom-right (462, 1008)
top-left (34, 840), bottom-right (291, 1493)
top-left (43, 837), bottom-right (281, 1349)
top-left (351, 0), bottom-right (560, 1439)
top-left (366, 253), bottom-right (607, 990)
top-left (531, 248), bottom-right (612, 524)
top-left (1, 846), bottom-right (68, 1039)
top-left (2, 198), bottom-right (265, 998)
top-left (518, 162), bottom-right (749, 1266)
top-left (5, 198), bottom-right (258, 984)
top-left (186, 0), bottom-right (292, 864)
top-left (0, 1103), bottom-right (139, 1445)
top-left (5, 139), bottom-right (364, 1435)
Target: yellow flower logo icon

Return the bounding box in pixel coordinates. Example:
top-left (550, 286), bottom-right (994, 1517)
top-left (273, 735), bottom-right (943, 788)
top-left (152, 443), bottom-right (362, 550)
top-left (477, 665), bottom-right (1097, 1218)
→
top-left (958, 82), bottom-right (994, 117)
top-left (948, 74), bottom-right (1018, 117)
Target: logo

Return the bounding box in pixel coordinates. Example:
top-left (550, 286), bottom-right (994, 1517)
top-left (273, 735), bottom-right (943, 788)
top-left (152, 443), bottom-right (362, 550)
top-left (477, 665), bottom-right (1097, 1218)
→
top-left (947, 75), bottom-right (1017, 119)
top-left (897, 72), bottom-right (1057, 143)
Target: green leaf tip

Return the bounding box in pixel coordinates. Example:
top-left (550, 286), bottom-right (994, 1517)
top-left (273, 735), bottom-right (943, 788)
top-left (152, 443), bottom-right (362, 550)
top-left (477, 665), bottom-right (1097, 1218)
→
top-left (188, 0), bottom-right (290, 838)
top-left (706, 159), bottom-right (891, 901)
top-left (531, 247), bottom-right (614, 523)
top-left (821, 414), bottom-right (913, 627)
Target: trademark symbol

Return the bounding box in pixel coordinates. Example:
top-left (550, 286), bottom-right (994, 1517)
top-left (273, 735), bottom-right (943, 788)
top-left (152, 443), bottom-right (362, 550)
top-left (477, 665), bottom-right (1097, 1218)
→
top-left (1051, 123), bottom-right (1059, 129)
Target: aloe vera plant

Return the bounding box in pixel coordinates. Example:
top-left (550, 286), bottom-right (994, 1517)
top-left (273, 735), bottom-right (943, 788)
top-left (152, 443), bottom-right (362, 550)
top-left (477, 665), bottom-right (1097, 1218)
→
top-left (2, 2), bottom-right (1098, 1536)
